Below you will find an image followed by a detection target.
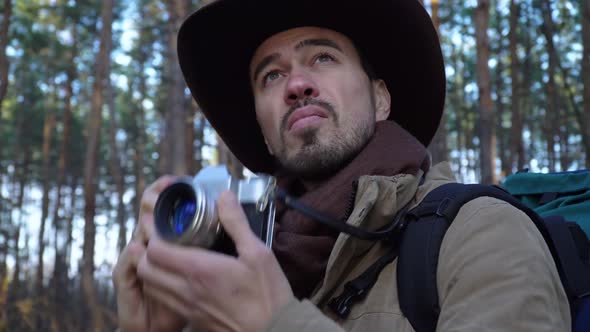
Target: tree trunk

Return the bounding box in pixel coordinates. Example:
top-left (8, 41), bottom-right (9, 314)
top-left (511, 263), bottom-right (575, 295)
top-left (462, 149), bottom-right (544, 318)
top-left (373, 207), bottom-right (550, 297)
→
top-left (35, 88), bottom-right (57, 330)
top-left (12, 226), bottom-right (20, 282)
top-left (583, 0), bottom-right (590, 167)
top-left (0, 228), bottom-right (7, 320)
top-left (218, 136), bottom-right (244, 179)
top-left (0, 0), bottom-right (12, 213)
top-left (185, 100), bottom-right (197, 173)
top-left (158, 124), bottom-right (169, 176)
top-left (12, 82), bottom-right (28, 224)
top-left (50, 249), bottom-right (67, 332)
top-left (430, 0), bottom-right (439, 28)
top-left (132, 94), bottom-right (146, 222)
top-left (559, 54), bottom-right (589, 170)
top-left (0, 168), bottom-right (4, 222)
top-left (50, 56), bottom-right (73, 329)
top-left (495, 6), bottom-right (508, 178)
top-left (15, 147), bottom-right (29, 225)
top-left (508, 0), bottom-right (524, 173)
top-left (521, 9), bottom-right (533, 169)
top-left (51, 201), bottom-right (69, 332)
top-left (66, 176), bottom-right (78, 270)
top-left (538, 5), bottom-right (589, 170)
top-left (82, 0), bottom-right (113, 330)
top-left (451, 42), bottom-right (465, 179)
top-left (560, 108), bottom-right (571, 170)
top-left (0, 0), bottom-right (12, 117)
top-left (163, 0), bottom-right (190, 175)
top-left (185, 99), bottom-right (204, 174)
top-left (194, 106), bottom-right (205, 172)
top-left (52, 25), bottom-right (77, 238)
top-left (6, 225), bottom-right (21, 332)
top-left (106, 60), bottom-right (126, 254)
top-left (474, 0), bottom-right (497, 184)
top-left (132, 11), bottom-right (148, 219)
top-left (427, 0), bottom-right (448, 164)
top-left (540, 0), bottom-right (560, 172)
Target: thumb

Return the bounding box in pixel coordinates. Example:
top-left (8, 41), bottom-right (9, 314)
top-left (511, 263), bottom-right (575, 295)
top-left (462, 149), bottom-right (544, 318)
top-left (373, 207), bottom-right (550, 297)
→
top-left (217, 190), bottom-right (261, 254)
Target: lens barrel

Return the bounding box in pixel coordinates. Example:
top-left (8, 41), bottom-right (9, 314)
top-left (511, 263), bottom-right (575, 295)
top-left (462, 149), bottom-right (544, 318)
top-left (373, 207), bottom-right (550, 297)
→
top-left (154, 180), bottom-right (220, 247)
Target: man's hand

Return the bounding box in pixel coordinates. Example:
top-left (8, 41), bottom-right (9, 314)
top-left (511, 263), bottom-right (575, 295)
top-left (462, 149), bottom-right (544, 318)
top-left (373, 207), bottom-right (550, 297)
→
top-left (112, 176), bottom-right (187, 332)
top-left (137, 191), bottom-right (295, 332)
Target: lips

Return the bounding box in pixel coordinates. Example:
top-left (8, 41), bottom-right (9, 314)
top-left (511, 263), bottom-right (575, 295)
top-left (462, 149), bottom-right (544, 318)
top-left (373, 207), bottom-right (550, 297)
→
top-left (286, 106), bottom-right (329, 131)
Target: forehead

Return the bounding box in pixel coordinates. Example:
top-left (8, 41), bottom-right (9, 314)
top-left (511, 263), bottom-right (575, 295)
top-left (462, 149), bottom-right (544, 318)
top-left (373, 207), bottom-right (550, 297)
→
top-left (250, 27), bottom-right (360, 68)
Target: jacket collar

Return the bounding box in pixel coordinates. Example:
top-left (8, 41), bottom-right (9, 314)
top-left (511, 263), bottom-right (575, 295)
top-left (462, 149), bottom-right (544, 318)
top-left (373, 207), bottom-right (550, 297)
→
top-left (310, 162), bottom-right (457, 304)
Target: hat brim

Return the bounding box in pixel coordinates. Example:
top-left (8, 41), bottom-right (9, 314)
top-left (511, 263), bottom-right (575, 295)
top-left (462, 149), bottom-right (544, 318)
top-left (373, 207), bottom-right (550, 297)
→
top-left (178, 0), bottom-right (445, 174)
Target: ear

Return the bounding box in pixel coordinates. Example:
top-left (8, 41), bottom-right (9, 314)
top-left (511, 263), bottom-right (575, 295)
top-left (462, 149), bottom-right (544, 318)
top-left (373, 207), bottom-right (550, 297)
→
top-left (372, 79), bottom-right (391, 121)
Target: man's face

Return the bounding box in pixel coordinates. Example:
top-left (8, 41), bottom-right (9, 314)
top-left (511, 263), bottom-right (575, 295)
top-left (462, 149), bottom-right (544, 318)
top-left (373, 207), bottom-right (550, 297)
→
top-left (250, 27), bottom-right (391, 178)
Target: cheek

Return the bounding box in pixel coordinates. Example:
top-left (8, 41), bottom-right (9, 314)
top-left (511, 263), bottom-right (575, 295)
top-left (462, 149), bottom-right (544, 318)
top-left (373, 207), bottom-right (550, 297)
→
top-left (335, 80), bottom-right (374, 122)
top-left (325, 68), bottom-right (371, 103)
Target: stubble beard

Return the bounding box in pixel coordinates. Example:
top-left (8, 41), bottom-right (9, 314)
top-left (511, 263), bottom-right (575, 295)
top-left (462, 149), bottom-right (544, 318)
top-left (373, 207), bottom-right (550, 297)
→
top-left (277, 114), bottom-right (375, 179)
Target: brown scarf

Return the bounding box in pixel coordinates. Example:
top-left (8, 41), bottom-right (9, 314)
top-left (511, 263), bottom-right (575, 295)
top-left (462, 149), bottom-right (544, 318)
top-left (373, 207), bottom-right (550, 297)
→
top-left (272, 121), bottom-right (430, 298)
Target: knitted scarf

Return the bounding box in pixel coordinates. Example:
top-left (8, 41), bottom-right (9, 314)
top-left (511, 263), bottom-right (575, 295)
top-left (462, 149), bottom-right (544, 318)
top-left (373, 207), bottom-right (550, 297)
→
top-left (272, 120), bottom-right (429, 298)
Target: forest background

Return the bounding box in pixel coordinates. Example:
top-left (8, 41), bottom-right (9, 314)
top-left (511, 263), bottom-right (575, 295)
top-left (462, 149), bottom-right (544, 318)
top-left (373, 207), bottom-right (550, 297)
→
top-left (0, 0), bottom-right (589, 331)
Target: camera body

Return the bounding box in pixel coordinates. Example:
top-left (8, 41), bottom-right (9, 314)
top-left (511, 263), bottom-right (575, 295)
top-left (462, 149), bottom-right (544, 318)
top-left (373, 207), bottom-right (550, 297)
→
top-left (154, 166), bottom-right (276, 252)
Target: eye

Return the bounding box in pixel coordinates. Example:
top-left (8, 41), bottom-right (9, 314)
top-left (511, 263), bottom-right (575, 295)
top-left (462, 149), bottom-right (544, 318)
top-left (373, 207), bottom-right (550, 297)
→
top-left (262, 70), bottom-right (282, 86)
top-left (314, 52), bottom-right (335, 64)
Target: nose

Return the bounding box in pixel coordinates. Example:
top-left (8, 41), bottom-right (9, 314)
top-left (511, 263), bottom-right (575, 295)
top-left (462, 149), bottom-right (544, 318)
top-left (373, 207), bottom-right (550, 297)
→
top-left (283, 71), bottom-right (319, 105)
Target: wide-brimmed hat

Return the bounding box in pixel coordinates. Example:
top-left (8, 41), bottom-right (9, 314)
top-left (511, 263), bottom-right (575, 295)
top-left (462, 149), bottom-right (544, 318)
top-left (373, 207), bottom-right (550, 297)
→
top-left (177, 0), bottom-right (445, 174)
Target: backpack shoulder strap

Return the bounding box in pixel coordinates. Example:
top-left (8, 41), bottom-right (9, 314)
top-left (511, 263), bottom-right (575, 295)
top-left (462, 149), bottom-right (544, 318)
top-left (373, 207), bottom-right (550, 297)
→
top-left (398, 182), bottom-right (590, 332)
top-left (397, 182), bottom-right (518, 332)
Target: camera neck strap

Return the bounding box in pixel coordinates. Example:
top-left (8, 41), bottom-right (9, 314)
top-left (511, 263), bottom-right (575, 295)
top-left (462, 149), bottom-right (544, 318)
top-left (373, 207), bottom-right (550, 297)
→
top-left (274, 188), bottom-right (408, 242)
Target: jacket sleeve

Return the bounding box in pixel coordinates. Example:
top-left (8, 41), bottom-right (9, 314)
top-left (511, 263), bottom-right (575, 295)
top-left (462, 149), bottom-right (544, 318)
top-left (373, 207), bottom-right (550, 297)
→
top-left (435, 197), bottom-right (571, 331)
top-left (265, 298), bottom-right (345, 332)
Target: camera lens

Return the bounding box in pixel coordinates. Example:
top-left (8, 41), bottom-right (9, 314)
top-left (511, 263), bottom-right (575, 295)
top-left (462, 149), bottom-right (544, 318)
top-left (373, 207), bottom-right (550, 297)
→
top-left (172, 199), bottom-right (196, 235)
top-left (154, 181), bottom-right (197, 241)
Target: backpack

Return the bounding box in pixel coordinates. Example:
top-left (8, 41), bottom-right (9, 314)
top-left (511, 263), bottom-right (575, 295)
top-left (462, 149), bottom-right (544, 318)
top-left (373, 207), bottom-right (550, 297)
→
top-left (328, 170), bottom-right (590, 332)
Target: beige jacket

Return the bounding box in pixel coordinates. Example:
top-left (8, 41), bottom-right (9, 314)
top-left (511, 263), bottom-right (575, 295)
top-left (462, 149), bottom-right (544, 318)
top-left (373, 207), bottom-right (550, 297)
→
top-left (266, 162), bottom-right (571, 331)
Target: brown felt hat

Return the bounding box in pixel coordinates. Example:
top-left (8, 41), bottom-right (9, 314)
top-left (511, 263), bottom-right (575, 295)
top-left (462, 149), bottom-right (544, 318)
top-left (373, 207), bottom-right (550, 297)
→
top-left (177, 0), bottom-right (446, 174)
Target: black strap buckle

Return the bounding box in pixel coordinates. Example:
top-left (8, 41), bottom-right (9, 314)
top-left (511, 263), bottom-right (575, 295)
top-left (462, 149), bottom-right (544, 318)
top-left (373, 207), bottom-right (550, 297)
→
top-left (328, 244), bottom-right (400, 318)
top-left (327, 281), bottom-right (367, 318)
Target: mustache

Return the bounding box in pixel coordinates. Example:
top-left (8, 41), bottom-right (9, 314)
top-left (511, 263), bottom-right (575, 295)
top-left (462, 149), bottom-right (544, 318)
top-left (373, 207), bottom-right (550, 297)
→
top-left (280, 98), bottom-right (337, 132)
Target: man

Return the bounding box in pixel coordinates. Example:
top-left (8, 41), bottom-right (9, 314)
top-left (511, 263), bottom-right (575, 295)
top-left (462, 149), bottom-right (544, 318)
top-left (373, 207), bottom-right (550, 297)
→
top-left (112, 0), bottom-right (571, 331)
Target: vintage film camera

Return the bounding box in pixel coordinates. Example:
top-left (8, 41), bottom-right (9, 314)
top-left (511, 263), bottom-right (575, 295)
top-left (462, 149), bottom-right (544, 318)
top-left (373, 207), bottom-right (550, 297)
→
top-left (153, 166), bottom-right (276, 253)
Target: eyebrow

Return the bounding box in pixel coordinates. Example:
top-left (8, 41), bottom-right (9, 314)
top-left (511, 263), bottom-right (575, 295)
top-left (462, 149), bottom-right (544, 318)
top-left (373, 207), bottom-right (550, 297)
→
top-left (252, 38), bottom-right (344, 83)
top-left (253, 53), bottom-right (280, 83)
top-left (294, 38), bottom-right (343, 52)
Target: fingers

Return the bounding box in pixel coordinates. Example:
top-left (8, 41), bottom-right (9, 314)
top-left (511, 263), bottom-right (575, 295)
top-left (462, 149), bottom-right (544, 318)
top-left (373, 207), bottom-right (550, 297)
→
top-left (137, 249), bottom-right (191, 306)
top-left (144, 284), bottom-right (190, 323)
top-left (135, 175), bottom-right (177, 243)
top-left (113, 240), bottom-right (145, 292)
top-left (217, 191), bottom-right (262, 255)
top-left (144, 237), bottom-right (236, 277)
top-left (146, 298), bottom-right (187, 332)
top-left (140, 175), bottom-right (177, 214)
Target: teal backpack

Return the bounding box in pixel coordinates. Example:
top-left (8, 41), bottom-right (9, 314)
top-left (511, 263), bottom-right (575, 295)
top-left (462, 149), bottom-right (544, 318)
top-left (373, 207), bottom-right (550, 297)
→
top-left (504, 170), bottom-right (590, 238)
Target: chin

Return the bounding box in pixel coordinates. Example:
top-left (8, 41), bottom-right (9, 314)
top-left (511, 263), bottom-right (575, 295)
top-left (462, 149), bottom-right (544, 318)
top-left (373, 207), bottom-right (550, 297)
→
top-left (280, 148), bottom-right (352, 180)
